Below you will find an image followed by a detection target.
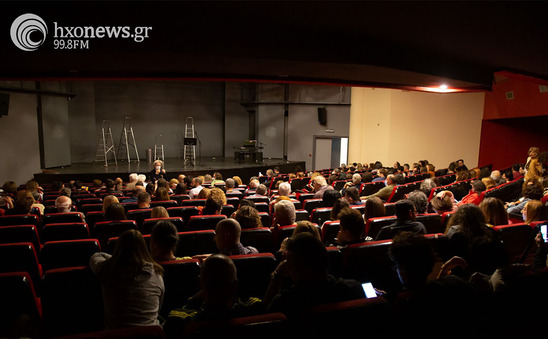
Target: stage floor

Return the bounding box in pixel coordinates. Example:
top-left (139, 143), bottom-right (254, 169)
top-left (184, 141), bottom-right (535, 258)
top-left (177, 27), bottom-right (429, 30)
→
top-left (34, 157), bottom-right (306, 185)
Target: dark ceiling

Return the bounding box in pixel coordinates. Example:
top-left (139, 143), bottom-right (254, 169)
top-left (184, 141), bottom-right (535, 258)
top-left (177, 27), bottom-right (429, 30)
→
top-left (2, 1), bottom-right (548, 91)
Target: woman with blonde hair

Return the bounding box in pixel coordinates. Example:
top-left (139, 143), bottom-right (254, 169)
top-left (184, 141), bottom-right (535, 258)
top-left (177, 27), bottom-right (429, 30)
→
top-left (481, 177), bottom-right (497, 190)
top-left (525, 147), bottom-right (542, 182)
top-left (479, 197), bottom-right (509, 227)
top-left (102, 195), bottom-right (120, 212)
top-left (232, 176), bottom-right (243, 186)
top-left (151, 206), bottom-right (169, 219)
top-left (522, 200), bottom-right (544, 225)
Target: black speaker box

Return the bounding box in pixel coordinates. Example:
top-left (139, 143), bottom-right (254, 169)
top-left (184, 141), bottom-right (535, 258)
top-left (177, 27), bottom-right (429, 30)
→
top-left (318, 107), bottom-right (327, 126)
top-left (0, 93), bottom-right (9, 117)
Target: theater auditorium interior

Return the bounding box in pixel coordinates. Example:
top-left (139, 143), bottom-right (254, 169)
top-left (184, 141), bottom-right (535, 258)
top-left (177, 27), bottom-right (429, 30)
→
top-left (1, 1), bottom-right (548, 338)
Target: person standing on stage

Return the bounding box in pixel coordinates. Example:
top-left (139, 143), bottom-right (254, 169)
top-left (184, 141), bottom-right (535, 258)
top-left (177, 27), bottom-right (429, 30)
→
top-left (150, 160), bottom-right (166, 183)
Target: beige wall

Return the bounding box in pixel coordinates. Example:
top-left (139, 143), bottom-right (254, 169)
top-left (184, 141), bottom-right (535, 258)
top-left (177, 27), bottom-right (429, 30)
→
top-left (349, 87), bottom-right (485, 170)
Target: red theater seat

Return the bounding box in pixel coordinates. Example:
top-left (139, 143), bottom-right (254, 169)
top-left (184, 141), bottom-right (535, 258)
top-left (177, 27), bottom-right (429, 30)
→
top-left (40, 239), bottom-right (101, 272)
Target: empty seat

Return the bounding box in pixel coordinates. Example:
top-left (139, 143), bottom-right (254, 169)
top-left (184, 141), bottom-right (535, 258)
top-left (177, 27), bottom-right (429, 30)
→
top-left (365, 216), bottom-right (397, 239)
top-left (254, 202), bottom-right (269, 213)
top-left (230, 253), bottom-right (277, 299)
top-left (167, 206), bottom-right (200, 226)
top-left (226, 197), bottom-right (241, 209)
top-left (295, 209), bottom-right (310, 221)
top-left (170, 194), bottom-right (191, 205)
top-left (0, 271), bottom-right (42, 338)
top-left (80, 203), bottom-right (104, 215)
top-left (0, 214), bottom-right (40, 227)
top-left (159, 259), bottom-right (201, 318)
top-left (303, 199), bottom-right (324, 214)
top-left (220, 204), bottom-right (235, 218)
top-left (150, 200), bottom-right (179, 209)
top-left (41, 222), bottom-right (90, 243)
top-left (176, 230), bottom-right (216, 257)
top-left (321, 220), bottom-right (340, 246)
top-left (121, 202), bottom-right (139, 212)
top-left (126, 208), bottom-right (152, 229)
top-left (310, 207), bottom-right (333, 225)
top-left (493, 223), bottom-right (535, 263)
top-left (0, 225), bottom-right (41, 251)
top-left (244, 196), bottom-right (270, 204)
top-left (41, 266), bottom-right (104, 337)
top-left (296, 192), bottom-right (315, 205)
top-left (0, 242), bottom-right (42, 293)
top-left (180, 199), bottom-right (207, 207)
top-left (187, 215), bottom-right (226, 231)
top-left (258, 212), bottom-right (271, 228)
top-left (94, 220), bottom-right (138, 249)
top-left (142, 217), bottom-right (185, 234)
top-left (241, 227), bottom-right (274, 253)
top-left (40, 239), bottom-right (101, 272)
top-left (43, 212), bottom-right (84, 225)
top-left (360, 182), bottom-right (385, 196)
top-left (416, 213), bottom-right (443, 234)
top-left (384, 203), bottom-right (397, 216)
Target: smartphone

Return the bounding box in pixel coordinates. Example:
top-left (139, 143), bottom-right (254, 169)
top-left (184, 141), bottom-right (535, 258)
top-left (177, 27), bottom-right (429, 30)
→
top-left (362, 282), bottom-right (377, 298)
top-left (541, 225), bottom-right (548, 242)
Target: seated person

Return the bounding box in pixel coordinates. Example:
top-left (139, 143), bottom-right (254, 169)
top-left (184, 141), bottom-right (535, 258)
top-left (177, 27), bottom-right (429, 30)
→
top-left (376, 200), bottom-right (426, 240)
top-left (150, 220), bottom-right (190, 262)
top-left (458, 180), bottom-right (486, 206)
top-left (271, 199), bottom-right (298, 233)
top-left (407, 190), bottom-right (429, 214)
top-left (430, 190), bottom-right (457, 214)
top-left (214, 218), bottom-right (258, 256)
top-left (343, 187), bottom-right (364, 206)
top-left (234, 205), bottom-right (263, 229)
top-left (137, 192), bottom-right (151, 209)
top-left (312, 176), bottom-right (335, 199)
top-left (124, 186), bottom-right (145, 203)
top-left (506, 184), bottom-right (543, 215)
top-left (164, 254), bottom-right (263, 339)
top-left (151, 206), bottom-right (169, 219)
top-left (264, 233), bottom-right (365, 319)
top-left (335, 207), bottom-right (366, 247)
top-left (361, 174), bottom-right (397, 202)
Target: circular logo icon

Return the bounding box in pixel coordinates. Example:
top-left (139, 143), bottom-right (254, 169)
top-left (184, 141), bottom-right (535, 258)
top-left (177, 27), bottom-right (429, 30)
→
top-left (11, 13), bottom-right (48, 51)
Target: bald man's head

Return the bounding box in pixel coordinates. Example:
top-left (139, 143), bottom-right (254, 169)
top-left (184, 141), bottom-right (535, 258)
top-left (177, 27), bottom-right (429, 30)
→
top-left (215, 218), bottom-right (242, 253)
top-left (55, 195), bottom-right (72, 213)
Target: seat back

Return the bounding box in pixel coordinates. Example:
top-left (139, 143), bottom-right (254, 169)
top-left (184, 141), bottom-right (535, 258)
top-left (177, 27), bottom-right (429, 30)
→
top-left (0, 271), bottom-right (42, 338)
top-left (43, 212), bottom-right (84, 225)
top-left (59, 325), bottom-right (165, 339)
top-left (85, 211), bottom-right (104, 231)
top-left (303, 199), bottom-right (324, 214)
top-left (167, 206), bottom-right (200, 226)
top-left (230, 253), bottom-right (277, 299)
top-left (170, 194), bottom-right (191, 205)
top-left (126, 208), bottom-right (152, 229)
top-left (360, 182), bottom-right (385, 197)
top-left (310, 207), bottom-right (333, 225)
top-left (40, 239), bottom-right (101, 272)
top-left (0, 214), bottom-right (40, 227)
top-left (141, 217), bottom-right (185, 234)
top-left (321, 221), bottom-right (340, 246)
top-left (184, 312), bottom-right (287, 339)
top-left (180, 199), bottom-right (207, 207)
top-left (220, 204), bottom-right (235, 218)
top-left (0, 242), bottom-right (42, 294)
top-left (0, 225), bottom-right (41, 251)
top-left (41, 222), bottom-right (90, 243)
top-left (295, 209), bottom-right (309, 222)
top-left (342, 239), bottom-right (400, 291)
top-left (159, 259), bottom-right (201, 318)
top-left (383, 202), bottom-right (397, 216)
top-left (176, 230), bottom-right (216, 257)
top-left (241, 227), bottom-right (274, 253)
top-left (149, 200), bottom-right (179, 209)
top-left (254, 202), bottom-right (269, 213)
top-left (493, 223), bottom-right (535, 263)
top-left (80, 204), bottom-right (104, 215)
top-left (93, 220), bottom-right (137, 249)
top-left (416, 213), bottom-right (443, 234)
top-left (187, 215), bottom-right (227, 231)
top-left (41, 266), bottom-right (103, 337)
top-left (258, 212), bottom-right (271, 228)
top-left (296, 192), bottom-right (315, 205)
top-left (365, 216), bottom-right (397, 239)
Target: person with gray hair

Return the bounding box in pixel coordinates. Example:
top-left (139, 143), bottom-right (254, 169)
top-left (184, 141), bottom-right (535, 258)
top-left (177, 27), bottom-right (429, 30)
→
top-left (341, 173), bottom-right (363, 196)
top-left (137, 174), bottom-right (147, 187)
top-left (277, 182), bottom-right (291, 198)
top-left (312, 175), bottom-right (334, 199)
top-left (249, 184), bottom-right (268, 197)
top-left (407, 190), bottom-right (429, 214)
top-left (420, 178), bottom-right (437, 197)
top-left (273, 199), bottom-right (297, 232)
top-left (361, 174), bottom-right (397, 202)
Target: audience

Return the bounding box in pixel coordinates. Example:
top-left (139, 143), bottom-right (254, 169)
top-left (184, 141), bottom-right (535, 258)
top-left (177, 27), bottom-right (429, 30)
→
top-left (312, 176), bottom-right (334, 199)
top-left (363, 196), bottom-right (386, 220)
top-left (361, 174), bottom-right (396, 202)
top-left (151, 206), bottom-right (169, 219)
top-left (336, 207), bottom-right (366, 246)
top-left (214, 218), bottom-right (258, 256)
top-left (188, 177), bottom-right (204, 199)
top-left (150, 220), bottom-right (190, 262)
top-left (264, 233), bottom-right (365, 318)
top-left (522, 199), bottom-right (544, 224)
top-left (407, 190), bottom-right (429, 214)
top-left (479, 197), bottom-right (508, 227)
top-left (430, 190), bottom-right (457, 214)
top-left (137, 192), bottom-right (152, 209)
top-left (459, 180), bottom-right (486, 205)
top-left (344, 186), bottom-right (364, 206)
top-left (234, 205), bottom-right (263, 229)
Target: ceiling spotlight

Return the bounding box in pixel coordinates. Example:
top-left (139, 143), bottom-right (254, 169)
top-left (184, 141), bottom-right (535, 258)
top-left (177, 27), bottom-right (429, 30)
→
top-left (439, 84), bottom-right (448, 90)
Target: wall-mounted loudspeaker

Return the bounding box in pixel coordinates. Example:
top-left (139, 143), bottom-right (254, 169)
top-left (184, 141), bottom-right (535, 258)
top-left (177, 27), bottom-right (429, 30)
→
top-left (0, 93), bottom-right (9, 117)
top-left (318, 107), bottom-right (327, 126)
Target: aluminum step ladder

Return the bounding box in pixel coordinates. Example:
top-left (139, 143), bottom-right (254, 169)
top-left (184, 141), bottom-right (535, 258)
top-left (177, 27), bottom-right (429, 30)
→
top-left (117, 116), bottom-right (140, 163)
top-left (154, 134), bottom-right (165, 162)
top-left (94, 120), bottom-right (117, 167)
top-left (184, 117), bottom-right (196, 166)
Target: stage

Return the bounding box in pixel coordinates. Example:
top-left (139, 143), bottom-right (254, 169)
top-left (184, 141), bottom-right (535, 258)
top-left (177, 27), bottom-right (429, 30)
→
top-left (33, 157), bottom-right (306, 185)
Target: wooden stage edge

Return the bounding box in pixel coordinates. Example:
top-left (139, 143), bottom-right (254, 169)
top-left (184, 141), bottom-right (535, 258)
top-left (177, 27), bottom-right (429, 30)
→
top-left (33, 157), bottom-right (306, 185)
